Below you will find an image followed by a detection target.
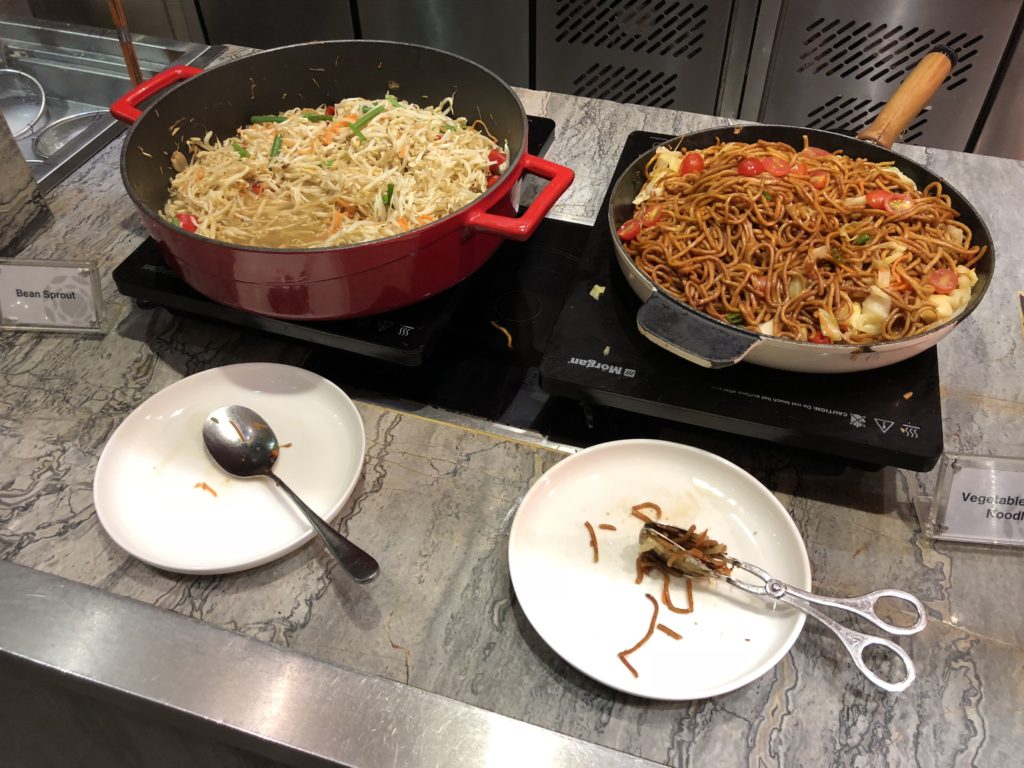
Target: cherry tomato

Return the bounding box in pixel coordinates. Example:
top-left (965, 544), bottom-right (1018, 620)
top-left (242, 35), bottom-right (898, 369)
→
top-left (486, 175), bottom-right (500, 187)
top-left (175, 213), bottom-right (198, 232)
top-left (616, 218), bottom-right (643, 241)
top-left (488, 149), bottom-right (507, 175)
top-left (866, 189), bottom-right (893, 210)
top-left (808, 331), bottom-right (834, 344)
top-left (809, 170), bottom-right (829, 190)
top-left (325, 105), bottom-right (336, 115)
top-left (789, 160), bottom-right (809, 176)
top-left (885, 193), bottom-right (913, 213)
top-left (802, 146), bottom-right (832, 158)
top-left (640, 203), bottom-right (663, 227)
top-left (927, 268), bottom-right (958, 295)
top-left (737, 157), bottom-right (764, 177)
top-left (762, 156), bottom-right (791, 177)
top-left (680, 151), bottom-right (705, 174)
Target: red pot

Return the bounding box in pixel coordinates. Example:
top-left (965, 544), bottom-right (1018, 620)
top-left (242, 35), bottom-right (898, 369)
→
top-left (112, 41), bottom-right (574, 320)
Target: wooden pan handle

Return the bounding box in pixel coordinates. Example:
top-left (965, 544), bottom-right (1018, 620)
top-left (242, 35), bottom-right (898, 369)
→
top-left (856, 47), bottom-right (956, 149)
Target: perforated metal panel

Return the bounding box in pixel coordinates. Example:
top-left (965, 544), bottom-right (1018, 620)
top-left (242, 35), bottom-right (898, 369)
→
top-left (535, 0), bottom-right (734, 112)
top-left (757, 0), bottom-right (1022, 150)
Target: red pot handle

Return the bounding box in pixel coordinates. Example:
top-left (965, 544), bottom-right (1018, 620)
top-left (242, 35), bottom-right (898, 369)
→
top-left (466, 154), bottom-right (575, 241)
top-left (111, 65), bottom-right (204, 124)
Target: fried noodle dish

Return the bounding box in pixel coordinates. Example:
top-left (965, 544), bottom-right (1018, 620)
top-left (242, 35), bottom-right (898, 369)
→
top-left (163, 94), bottom-right (508, 248)
top-left (617, 139), bottom-right (986, 344)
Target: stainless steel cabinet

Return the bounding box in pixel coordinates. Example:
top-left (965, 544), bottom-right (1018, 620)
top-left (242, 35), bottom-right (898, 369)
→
top-left (197, 0), bottom-right (354, 48)
top-left (356, 0), bottom-right (529, 87)
top-left (534, 0), bottom-right (740, 113)
top-left (742, 0), bottom-right (1023, 151)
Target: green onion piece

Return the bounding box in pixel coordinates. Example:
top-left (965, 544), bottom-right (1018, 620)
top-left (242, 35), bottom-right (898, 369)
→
top-left (852, 233), bottom-right (872, 246)
top-left (361, 104), bottom-right (371, 113)
top-left (440, 123), bottom-right (458, 132)
top-left (763, 191), bottom-right (774, 202)
top-left (303, 113), bottom-right (334, 122)
top-left (250, 115), bottom-right (287, 124)
top-left (724, 312), bottom-right (744, 325)
top-left (232, 141), bottom-right (249, 158)
top-left (386, 94), bottom-right (400, 107)
top-left (320, 159), bottom-right (334, 168)
top-left (382, 182), bottom-right (395, 206)
top-left (270, 133), bottom-right (282, 159)
top-left (349, 104), bottom-right (387, 136)
top-left (830, 247), bottom-right (844, 263)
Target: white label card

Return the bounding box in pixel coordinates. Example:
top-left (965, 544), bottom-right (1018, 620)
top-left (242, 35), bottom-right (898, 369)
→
top-left (0, 259), bottom-right (104, 333)
top-left (924, 454), bottom-right (1024, 547)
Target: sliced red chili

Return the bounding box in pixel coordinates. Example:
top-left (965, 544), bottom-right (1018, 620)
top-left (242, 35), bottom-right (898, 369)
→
top-left (325, 105), bottom-right (336, 115)
top-left (250, 182), bottom-right (263, 195)
top-left (488, 149), bottom-right (507, 175)
top-left (616, 218), bottom-right (642, 241)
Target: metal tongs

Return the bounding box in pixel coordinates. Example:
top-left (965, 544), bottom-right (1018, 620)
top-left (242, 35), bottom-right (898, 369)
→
top-left (637, 523), bottom-right (927, 693)
top-left (724, 558), bottom-right (927, 693)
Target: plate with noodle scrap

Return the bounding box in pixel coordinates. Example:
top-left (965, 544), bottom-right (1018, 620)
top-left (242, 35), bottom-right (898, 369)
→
top-left (508, 439), bottom-right (811, 700)
top-left (94, 363), bottom-right (365, 575)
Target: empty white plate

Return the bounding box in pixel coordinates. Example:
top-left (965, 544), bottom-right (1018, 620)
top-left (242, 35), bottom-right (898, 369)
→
top-left (94, 363), bottom-right (365, 574)
top-left (508, 439), bottom-right (811, 700)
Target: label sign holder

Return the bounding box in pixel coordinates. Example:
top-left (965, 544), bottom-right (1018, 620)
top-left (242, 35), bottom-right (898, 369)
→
top-left (914, 453), bottom-right (1024, 548)
top-left (0, 259), bottom-right (105, 334)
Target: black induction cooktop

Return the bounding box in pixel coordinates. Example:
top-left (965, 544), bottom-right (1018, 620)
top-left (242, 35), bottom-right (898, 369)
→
top-left (112, 123), bottom-right (944, 471)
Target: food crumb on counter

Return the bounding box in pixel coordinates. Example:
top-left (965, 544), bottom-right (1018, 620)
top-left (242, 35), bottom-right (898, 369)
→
top-left (852, 545), bottom-right (867, 558)
top-left (490, 320), bottom-right (513, 349)
top-left (589, 284), bottom-right (606, 300)
top-left (903, 391), bottom-right (914, 400)
top-left (603, 345), bottom-right (611, 356)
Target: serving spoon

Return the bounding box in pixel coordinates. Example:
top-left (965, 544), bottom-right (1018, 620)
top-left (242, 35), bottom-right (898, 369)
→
top-left (202, 405), bottom-right (379, 583)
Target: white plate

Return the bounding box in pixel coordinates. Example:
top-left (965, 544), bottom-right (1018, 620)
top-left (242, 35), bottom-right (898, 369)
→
top-left (508, 439), bottom-right (811, 700)
top-left (94, 363), bottom-right (365, 574)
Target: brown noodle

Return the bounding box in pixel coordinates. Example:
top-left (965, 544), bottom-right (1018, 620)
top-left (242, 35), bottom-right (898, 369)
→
top-left (623, 138), bottom-right (986, 343)
top-left (617, 593), bottom-right (659, 678)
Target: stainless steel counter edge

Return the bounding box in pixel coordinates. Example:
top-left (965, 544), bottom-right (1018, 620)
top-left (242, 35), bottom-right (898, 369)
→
top-left (0, 559), bottom-right (658, 768)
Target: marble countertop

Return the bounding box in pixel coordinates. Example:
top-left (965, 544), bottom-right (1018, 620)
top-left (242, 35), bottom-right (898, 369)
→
top-left (1, 75), bottom-right (1022, 767)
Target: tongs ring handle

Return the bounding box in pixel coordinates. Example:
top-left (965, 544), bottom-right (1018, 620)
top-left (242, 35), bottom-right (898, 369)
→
top-left (771, 581), bottom-right (927, 636)
top-left (777, 592), bottom-right (917, 693)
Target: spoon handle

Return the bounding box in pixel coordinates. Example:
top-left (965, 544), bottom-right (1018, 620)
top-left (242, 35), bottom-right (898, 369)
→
top-left (269, 472), bottom-right (380, 583)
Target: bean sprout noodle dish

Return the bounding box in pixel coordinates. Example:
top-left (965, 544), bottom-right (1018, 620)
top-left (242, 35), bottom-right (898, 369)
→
top-left (163, 94), bottom-right (509, 249)
top-left (617, 138), bottom-right (986, 345)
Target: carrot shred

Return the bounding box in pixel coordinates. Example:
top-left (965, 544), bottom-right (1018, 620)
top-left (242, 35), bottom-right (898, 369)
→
top-left (329, 208), bottom-right (342, 234)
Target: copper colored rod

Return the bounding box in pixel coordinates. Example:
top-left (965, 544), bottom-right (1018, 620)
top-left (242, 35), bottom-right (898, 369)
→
top-left (107, 0), bottom-right (143, 86)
